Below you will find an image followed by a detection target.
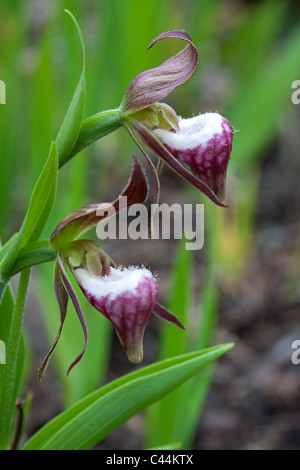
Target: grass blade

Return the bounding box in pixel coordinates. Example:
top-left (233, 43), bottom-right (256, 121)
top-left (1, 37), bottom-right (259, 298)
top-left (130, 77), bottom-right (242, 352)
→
top-left (23, 344), bottom-right (234, 450)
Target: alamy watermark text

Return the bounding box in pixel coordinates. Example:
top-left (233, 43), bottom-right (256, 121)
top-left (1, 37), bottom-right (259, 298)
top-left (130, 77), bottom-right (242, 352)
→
top-left (96, 197), bottom-right (204, 250)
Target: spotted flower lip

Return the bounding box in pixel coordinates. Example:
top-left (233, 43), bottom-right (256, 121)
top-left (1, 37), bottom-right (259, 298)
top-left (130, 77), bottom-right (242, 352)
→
top-left (74, 266), bottom-right (158, 364)
top-left (153, 113), bottom-right (233, 201)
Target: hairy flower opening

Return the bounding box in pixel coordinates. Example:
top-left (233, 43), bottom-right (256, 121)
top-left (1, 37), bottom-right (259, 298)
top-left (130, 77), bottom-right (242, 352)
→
top-left (74, 266), bottom-right (158, 364)
top-left (153, 113), bottom-right (233, 201)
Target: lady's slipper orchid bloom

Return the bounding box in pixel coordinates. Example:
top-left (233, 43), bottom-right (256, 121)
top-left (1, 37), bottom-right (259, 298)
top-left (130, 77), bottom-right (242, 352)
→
top-left (39, 157), bottom-right (183, 379)
top-left (121, 30), bottom-right (233, 206)
top-left (73, 265), bottom-right (183, 364)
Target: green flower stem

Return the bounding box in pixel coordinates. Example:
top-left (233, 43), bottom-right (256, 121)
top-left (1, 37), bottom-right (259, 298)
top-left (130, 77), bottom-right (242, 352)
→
top-left (9, 241), bottom-right (57, 277)
top-left (59, 108), bottom-right (123, 168)
top-left (0, 268), bottom-right (31, 450)
top-left (0, 240), bottom-right (56, 290)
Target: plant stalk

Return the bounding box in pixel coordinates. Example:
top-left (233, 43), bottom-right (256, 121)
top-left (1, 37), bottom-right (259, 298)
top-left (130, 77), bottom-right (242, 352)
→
top-left (60, 108), bottom-right (123, 168)
top-left (0, 268), bottom-right (31, 450)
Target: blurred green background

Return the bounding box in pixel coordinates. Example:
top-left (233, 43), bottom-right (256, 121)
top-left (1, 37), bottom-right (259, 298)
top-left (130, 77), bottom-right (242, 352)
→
top-left (1, 0), bottom-right (300, 450)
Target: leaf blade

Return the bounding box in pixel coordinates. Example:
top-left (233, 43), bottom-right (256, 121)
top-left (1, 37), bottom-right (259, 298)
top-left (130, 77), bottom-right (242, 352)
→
top-left (23, 344), bottom-right (233, 450)
top-left (19, 142), bottom-right (58, 250)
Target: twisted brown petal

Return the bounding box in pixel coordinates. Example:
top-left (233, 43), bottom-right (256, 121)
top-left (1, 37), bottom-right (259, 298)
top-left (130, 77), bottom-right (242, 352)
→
top-left (38, 262), bottom-right (68, 380)
top-left (123, 30), bottom-right (199, 112)
top-left (57, 257), bottom-right (88, 376)
top-left (50, 155), bottom-right (149, 249)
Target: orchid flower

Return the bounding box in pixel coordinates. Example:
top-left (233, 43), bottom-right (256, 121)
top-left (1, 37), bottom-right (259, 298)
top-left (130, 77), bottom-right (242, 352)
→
top-left (38, 157), bottom-right (183, 379)
top-left (120, 30), bottom-right (233, 207)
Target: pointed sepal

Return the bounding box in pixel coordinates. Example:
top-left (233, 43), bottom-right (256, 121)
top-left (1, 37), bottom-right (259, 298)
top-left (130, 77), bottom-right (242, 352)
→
top-left (153, 302), bottom-right (185, 330)
top-left (123, 30), bottom-right (199, 113)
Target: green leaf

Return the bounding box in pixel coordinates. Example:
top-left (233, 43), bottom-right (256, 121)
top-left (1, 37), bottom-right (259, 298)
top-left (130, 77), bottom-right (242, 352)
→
top-left (0, 234), bottom-right (18, 265)
top-left (56, 10), bottom-right (86, 168)
top-left (0, 269), bottom-right (30, 450)
top-left (146, 210), bottom-right (221, 449)
top-left (146, 240), bottom-right (192, 447)
top-left (29, 23), bottom-right (55, 188)
top-left (0, 234), bottom-right (21, 296)
top-left (22, 344), bottom-right (233, 450)
top-left (146, 442), bottom-right (182, 450)
top-left (159, 240), bottom-right (192, 358)
top-left (0, 142), bottom-right (57, 299)
top-left (18, 142), bottom-right (58, 250)
top-left (0, 233), bottom-right (23, 289)
top-left (0, 282), bottom-right (26, 441)
top-left (174, 283), bottom-right (218, 449)
top-left (70, 108), bottom-right (122, 159)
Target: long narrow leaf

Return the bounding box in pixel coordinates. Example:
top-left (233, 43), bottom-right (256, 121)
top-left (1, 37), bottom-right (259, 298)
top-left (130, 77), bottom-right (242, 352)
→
top-left (18, 142), bottom-right (58, 250)
top-left (23, 344), bottom-right (233, 450)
